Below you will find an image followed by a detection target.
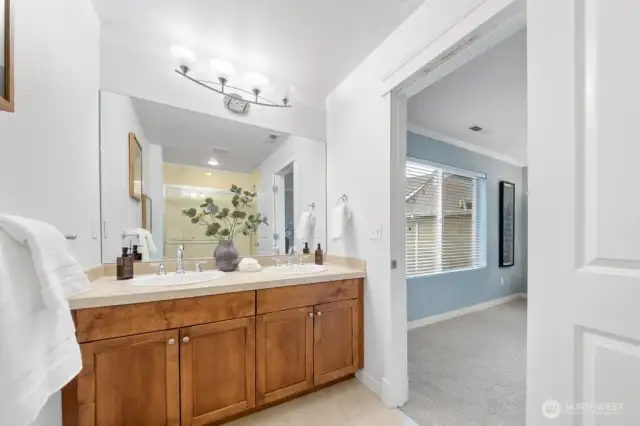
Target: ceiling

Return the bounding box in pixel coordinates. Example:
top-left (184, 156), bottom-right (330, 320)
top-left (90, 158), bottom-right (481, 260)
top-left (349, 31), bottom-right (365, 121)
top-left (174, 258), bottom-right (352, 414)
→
top-left (132, 98), bottom-right (287, 173)
top-left (408, 29), bottom-right (527, 164)
top-left (92, 0), bottom-right (423, 108)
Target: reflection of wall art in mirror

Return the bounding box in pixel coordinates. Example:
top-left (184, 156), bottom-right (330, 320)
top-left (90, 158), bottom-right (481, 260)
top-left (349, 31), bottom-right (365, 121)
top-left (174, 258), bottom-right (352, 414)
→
top-left (0, 0), bottom-right (14, 113)
top-left (499, 181), bottom-right (515, 267)
top-left (142, 194), bottom-right (152, 233)
top-left (128, 132), bottom-right (143, 201)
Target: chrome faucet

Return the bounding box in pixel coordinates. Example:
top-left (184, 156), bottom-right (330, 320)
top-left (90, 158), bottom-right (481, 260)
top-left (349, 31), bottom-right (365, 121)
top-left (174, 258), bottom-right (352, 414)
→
top-left (287, 245), bottom-right (296, 266)
top-left (176, 245), bottom-right (185, 274)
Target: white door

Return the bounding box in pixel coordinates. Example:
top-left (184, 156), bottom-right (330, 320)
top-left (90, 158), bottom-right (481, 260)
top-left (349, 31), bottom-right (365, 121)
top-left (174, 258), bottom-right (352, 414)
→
top-left (528, 1), bottom-right (640, 424)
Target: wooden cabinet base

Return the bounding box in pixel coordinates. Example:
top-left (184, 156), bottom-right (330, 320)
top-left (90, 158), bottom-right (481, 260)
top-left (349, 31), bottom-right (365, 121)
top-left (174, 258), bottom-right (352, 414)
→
top-left (63, 279), bottom-right (364, 426)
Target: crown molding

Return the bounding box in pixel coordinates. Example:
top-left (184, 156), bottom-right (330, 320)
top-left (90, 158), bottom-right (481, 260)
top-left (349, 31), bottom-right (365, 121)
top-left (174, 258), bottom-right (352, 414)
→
top-left (407, 124), bottom-right (527, 167)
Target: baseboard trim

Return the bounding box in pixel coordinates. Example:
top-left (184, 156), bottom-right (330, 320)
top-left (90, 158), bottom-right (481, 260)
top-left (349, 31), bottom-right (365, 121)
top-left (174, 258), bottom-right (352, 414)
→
top-left (356, 369), bottom-right (381, 396)
top-left (407, 293), bottom-right (527, 330)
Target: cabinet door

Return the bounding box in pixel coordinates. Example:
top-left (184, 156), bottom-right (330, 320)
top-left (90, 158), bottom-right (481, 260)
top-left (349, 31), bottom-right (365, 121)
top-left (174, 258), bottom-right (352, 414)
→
top-left (180, 317), bottom-right (255, 426)
top-left (66, 330), bottom-right (180, 426)
top-left (256, 307), bottom-right (314, 405)
top-left (314, 299), bottom-right (360, 385)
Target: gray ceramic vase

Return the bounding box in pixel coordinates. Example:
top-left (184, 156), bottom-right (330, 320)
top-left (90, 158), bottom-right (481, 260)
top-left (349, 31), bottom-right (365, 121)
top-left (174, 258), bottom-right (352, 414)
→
top-left (214, 240), bottom-right (240, 272)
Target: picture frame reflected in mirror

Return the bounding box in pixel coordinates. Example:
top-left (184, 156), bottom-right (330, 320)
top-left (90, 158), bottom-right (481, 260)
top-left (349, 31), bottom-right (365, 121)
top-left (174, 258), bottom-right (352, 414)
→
top-left (129, 132), bottom-right (143, 201)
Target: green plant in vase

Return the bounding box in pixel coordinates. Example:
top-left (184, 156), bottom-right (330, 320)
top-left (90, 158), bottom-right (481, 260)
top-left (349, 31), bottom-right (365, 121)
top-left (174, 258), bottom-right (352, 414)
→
top-left (182, 184), bottom-right (268, 271)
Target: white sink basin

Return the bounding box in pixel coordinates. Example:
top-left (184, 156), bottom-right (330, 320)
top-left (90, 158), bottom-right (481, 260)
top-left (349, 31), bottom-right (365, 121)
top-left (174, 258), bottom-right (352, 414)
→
top-left (265, 264), bottom-right (328, 275)
top-left (130, 270), bottom-right (226, 287)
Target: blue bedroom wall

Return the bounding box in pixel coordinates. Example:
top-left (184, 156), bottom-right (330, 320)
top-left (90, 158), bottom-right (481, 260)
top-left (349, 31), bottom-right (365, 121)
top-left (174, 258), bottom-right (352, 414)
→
top-left (407, 132), bottom-right (527, 322)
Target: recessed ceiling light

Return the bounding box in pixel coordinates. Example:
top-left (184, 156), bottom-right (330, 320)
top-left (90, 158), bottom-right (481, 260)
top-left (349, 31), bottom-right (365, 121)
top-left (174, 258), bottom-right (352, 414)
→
top-left (208, 158), bottom-right (219, 166)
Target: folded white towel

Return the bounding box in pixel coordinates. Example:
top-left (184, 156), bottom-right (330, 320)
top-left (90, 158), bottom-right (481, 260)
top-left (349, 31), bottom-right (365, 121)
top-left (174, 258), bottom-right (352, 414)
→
top-left (238, 257), bottom-right (261, 272)
top-left (332, 204), bottom-right (351, 240)
top-left (0, 214), bottom-right (91, 306)
top-left (296, 211), bottom-right (316, 244)
top-left (0, 221), bottom-right (85, 425)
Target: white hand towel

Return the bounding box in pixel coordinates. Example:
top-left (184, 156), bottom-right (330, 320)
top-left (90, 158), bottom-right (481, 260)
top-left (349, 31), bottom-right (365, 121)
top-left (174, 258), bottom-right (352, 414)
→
top-left (332, 204), bottom-right (351, 240)
top-left (0, 228), bottom-right (84, 426)
top-left (296, 212), bottom-right (316, 243)
top-left (0, 214), bottom-right (91, 306)
top-left (132, 228), bottom-right (158, 262)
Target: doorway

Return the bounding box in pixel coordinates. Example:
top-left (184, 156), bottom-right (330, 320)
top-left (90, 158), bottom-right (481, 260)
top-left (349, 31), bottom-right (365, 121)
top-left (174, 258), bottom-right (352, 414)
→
top-left (387, 1), bottom-right (528, 424)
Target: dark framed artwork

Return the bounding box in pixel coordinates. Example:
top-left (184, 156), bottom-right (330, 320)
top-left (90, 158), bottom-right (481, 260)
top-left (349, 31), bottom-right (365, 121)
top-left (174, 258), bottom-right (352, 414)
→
top-left (499, 181), bottom-right (515, 267)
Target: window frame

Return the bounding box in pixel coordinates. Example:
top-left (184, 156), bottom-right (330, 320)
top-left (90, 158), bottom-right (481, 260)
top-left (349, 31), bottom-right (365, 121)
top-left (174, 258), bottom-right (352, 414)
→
top-left (405, 157), bottom-right (487, 279)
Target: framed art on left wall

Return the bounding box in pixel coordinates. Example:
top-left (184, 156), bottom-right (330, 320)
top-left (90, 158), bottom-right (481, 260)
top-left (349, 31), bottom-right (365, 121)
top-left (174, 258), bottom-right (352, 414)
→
top-left (0, 0), bottom-right (14, 112)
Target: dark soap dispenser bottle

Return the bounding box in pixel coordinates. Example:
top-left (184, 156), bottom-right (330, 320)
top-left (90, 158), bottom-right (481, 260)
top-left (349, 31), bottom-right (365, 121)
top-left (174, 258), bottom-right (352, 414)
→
top-left (303, 242), bottom-right (310, 254)
top-left (117, 247), bottom-right (134, 280)
top-left (315, 243), bottom-right (324, 265)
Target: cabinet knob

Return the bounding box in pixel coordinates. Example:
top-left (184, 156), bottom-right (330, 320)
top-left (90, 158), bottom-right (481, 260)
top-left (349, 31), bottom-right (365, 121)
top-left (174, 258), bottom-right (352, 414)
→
top-left (183, 336), bottom-right (190, 343)
top-left (168, 338), bottom-right (176, 345)
top-left (308, 312), bottom-right (313, 318)
top-left (317, 311), bottom-right (322, 316)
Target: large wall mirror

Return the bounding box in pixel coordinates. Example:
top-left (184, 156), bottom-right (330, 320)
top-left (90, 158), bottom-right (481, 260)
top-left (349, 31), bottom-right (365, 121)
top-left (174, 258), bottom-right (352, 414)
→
top-left (0, 0), bottom-right (13, 112)
top-left (99, 91), bottom-right (327, 263)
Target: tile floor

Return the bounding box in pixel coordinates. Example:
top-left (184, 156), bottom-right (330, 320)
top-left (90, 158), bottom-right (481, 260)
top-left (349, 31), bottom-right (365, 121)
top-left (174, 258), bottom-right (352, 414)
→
top-left (227, 379), bottom-right (418, 426)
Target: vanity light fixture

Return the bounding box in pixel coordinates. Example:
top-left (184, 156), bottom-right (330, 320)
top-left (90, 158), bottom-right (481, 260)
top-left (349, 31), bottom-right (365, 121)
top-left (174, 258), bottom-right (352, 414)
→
top-left (171, 46), bottom-right (292, 113)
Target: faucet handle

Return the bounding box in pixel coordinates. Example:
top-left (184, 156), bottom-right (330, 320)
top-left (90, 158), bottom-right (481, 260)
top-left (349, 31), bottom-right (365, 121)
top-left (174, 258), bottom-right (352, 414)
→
top-left (194, 262), bottom-right (202, 272)
top-left (271, 257), bottom-right (281, 267)
top-left (157, 264), bottom-right (166, 275)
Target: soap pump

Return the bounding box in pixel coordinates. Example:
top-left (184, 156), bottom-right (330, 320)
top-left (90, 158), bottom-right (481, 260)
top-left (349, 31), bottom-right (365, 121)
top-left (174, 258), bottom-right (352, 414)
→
top-left (117, 247), bottom-right (134, 280)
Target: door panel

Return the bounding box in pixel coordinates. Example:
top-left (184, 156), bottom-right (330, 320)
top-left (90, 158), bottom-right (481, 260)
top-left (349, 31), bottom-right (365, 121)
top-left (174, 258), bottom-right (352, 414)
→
top-left (77, 330), bottom-right (180, 426)
top-left (529, 1), bottom-right (640, 424)
top-left (256, 307), bottom-right (314, 405)
top-left (180, 317), bottom-right (255, 426)
top-left (314, 299), bottom-right (360, 385)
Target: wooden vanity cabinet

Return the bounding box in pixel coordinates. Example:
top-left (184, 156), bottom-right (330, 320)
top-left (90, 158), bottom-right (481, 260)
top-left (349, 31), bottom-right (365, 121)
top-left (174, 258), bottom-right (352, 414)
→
top-left (63, 279), bottom-right (363, 426)
top-left (256, 307), bottom-right (315, 405)
top-left (69, 330), bottom-right (181, 426)
top-left (180, 317), bottom-right (256, 426)
top-left (313, 299), bottom-right (361, 385)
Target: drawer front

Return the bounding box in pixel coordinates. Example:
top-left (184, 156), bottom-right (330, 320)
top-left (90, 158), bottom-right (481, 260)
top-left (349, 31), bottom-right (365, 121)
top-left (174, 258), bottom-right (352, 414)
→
top-left (75, 291), bottom-right (256, 343)
top-left (256, 279), bottom-right (361, 314)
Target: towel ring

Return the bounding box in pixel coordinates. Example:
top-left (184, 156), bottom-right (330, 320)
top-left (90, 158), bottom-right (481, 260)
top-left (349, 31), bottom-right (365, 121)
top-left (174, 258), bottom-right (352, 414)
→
top-left (336, 194), bottom-right (348, 206)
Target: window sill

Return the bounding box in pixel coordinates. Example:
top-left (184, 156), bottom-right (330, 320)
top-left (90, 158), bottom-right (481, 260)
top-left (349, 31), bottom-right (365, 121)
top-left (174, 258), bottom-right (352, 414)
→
top-left (407, 265), bottom-right (487, 280)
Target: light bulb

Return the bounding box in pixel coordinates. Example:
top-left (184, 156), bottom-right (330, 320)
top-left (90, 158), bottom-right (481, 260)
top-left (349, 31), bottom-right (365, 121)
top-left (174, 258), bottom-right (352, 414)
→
top-left (170, 45), bottom-right (195, 62)
top-left (210, 58), bottom-right (236, 80)
top-left (245, 71), bottom-right (270, 91)
top-left (208, 159), bottom-right (219, 166)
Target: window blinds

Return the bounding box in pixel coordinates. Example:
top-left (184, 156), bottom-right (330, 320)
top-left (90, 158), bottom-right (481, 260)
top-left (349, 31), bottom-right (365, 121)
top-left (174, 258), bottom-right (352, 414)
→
top-left (406, 160), bottom-right (486, 277)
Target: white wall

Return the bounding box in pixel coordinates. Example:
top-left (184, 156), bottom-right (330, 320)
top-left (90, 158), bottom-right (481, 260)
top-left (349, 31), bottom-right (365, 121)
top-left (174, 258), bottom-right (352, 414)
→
top-left (100, 91), bottom-right (151, 262)
top-left (0, 0), bottom-right (101, 424)
top-left (257, 135), bottom-right (327, 255)
top-left (326, 0), bottom-right (522, 406)
top-left (100, 27), bottom-right (326, 142)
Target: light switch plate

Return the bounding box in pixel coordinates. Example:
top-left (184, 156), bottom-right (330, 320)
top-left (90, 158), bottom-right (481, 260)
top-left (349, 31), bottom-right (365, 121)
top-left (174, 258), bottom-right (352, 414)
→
top-left (370, 226), bottom-right (382, 240)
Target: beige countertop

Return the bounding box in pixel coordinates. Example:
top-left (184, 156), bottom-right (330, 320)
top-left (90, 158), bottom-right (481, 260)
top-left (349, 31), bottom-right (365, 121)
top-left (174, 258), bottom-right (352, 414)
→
top-left (70, 263), bottom-right (365, 310)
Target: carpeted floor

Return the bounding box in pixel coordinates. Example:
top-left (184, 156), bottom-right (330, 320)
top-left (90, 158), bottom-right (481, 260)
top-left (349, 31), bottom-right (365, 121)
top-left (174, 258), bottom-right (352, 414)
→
top-left (402, 299), bottom-right (527, 426)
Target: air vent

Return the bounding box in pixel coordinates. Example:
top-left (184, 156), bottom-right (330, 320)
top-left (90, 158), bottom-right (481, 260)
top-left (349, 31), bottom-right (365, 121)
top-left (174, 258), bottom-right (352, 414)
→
top-left (423, 35), bottom-right (479, 75)
top-left (264, 133), bottom-right (280, 143)
top-left (211, 146), bottom-right (230, 156)
top-left (469, 125), bottom-right (483, 132)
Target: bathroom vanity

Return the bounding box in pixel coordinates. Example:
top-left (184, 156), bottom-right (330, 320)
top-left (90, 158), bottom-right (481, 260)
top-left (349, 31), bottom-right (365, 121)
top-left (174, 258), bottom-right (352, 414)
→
top-left (62, 263), bottom-right (365, 426)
